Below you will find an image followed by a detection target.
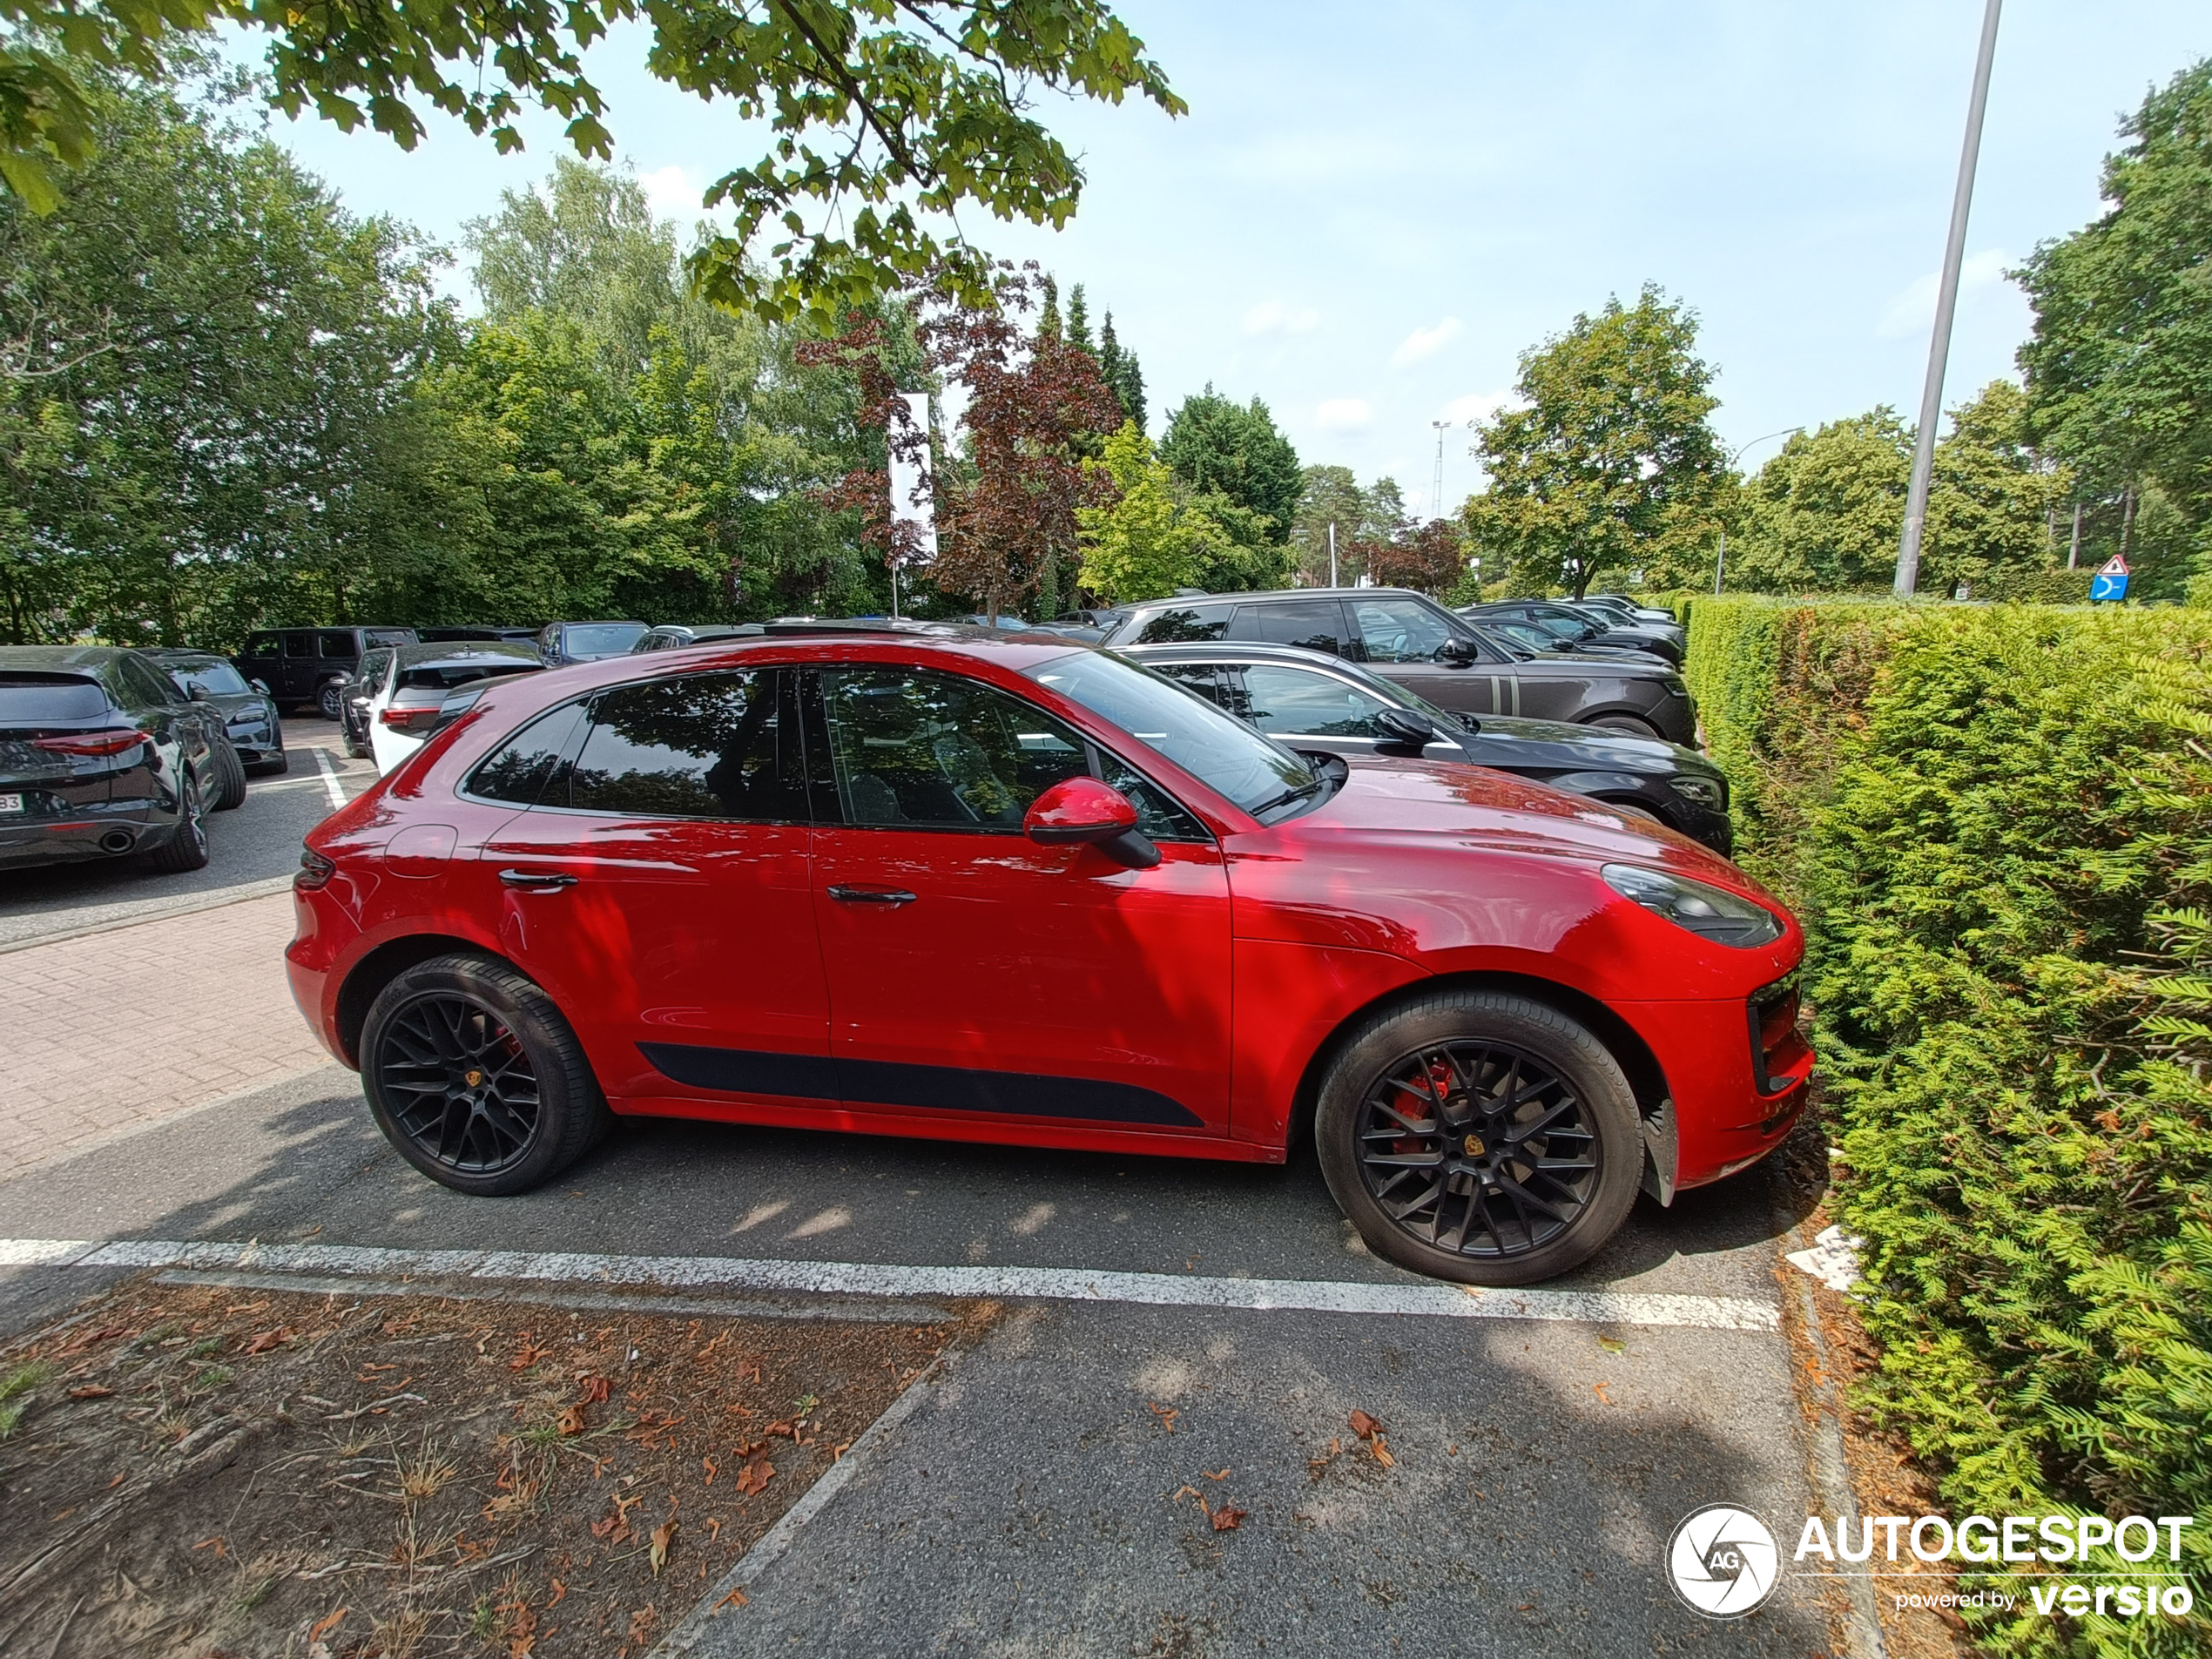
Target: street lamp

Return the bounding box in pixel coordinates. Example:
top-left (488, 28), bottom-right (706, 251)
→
top-left (1713, 427), bottom-right (1805, 597)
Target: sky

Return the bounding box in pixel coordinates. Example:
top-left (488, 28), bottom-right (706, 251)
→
top-left (242, 1), bottom-right (2211, 516)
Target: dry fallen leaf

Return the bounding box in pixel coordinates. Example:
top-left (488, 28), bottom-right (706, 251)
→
top-left (1349, 1409), bottom-right (1381, 1440)
top-left (1592, 1382), bottom-right (1613, 1406)
top-left (308, 1607), bottom-right (348, 1642)
top-left (1169, 1485), bottom-right (1198, 1502)
top-left (66, 1384), bottom-right (112, 1399)
top-left (543, 1581), bottom-right (566, 1610)
top-left (1596, 1335), bottom-right (1626, 1353)
top-left (556, 1405), bottom-right (587, 1436)
top-left (1148, 1403), bottom-right (1179, 1434)
top-left (1370, 1435), bottom-right (1396, 1469)
top-left (241, 1325), bottom-right (293, 1354)
top-left (577, 1376), bottom-right (610, 1404)
top-left (650, 1518), bottom-right (677, 1577)
top-left (1203, 1468), bottom-right (1230, 1480)
top-left (1211, 1504), bottom-right (1247, 1532)
top-left (733, 1459), bottom-right (774, 1497)
top-left (715, 1588), bottom-right (749, 1611)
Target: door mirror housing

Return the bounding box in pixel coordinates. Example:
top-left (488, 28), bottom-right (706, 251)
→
top-left (1373, 706), bottom-right (1438, 747)
top-left (185, 682), bottom-right (211, 702)
top-left (1440, 635), bottom-right (1480, 664)
top-left (1023, 777), bottom-right (1160, 869)
top-left (250, 678), bottom-right (271, 696)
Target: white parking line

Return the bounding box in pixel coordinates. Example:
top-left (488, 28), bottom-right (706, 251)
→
top-left (0, 1238), bottom-right (1780, 1332)
top-left (310, 745), bottom-right (347, 810)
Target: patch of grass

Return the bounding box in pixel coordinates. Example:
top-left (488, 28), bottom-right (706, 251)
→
top-left (185, 1337), bottom-right (223, 1360)
top-left (235, 1573), bottom-right (277, 1611)
top-left (468, 1595), bottom-right (498, 1642)
top-left (371, 1607), bottom-right (428, 1659)
top-left (192, 1366), bottom-right (233, 1393)
top-left (396, 1439), bottom-right (456, 1501)
top-left (0, 1362), bottom-right (51, 1440)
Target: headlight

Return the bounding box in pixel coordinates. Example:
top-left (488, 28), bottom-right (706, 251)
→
top-left (1667, 774), bottom-right (1725, 809)
top-left (1601, 863), bottom-right (1782, 948)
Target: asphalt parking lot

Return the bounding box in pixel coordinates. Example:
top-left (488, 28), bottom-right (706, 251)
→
top-left (0, 719), bottom-right (1866, 1657)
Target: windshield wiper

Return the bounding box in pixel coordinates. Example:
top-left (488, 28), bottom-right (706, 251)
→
top-left (1249, 778), bottom-right (1324, 819)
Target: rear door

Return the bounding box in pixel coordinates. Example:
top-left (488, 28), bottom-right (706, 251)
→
top-left (476, 670), bottom-right (833, 1107)
top-left (1224, 599), bottom-right (1351, 658)
top-left (806, 664), bottom-right (1234, 1136)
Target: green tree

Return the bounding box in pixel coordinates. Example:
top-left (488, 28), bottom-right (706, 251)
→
top-left (1468, 285), bottom-right (1725, 598)
top-left (2019, 57), bottom-right (2212, 588)
top-left (1159, 388), bottom-right (1299, 543)
top-left (2, 1), bottom-right (1183, 322)
top-left (1096, 310), bottom-right (1145, 433)
top-left (1076, 420), bottom-right (1234, 602)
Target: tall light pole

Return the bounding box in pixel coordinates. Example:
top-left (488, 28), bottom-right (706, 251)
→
top-left (1431, 421), bottom-right (1449, 520)
top-left (1714, 427), bottom-right (1805, 596)
top-left (1895, 0), bottom-right (2004, 597)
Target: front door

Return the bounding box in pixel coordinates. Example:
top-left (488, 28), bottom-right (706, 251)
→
top-left (475, 670), bottom-right (832, 1106)
top-left (806, 664), bottom-right (1234, 1136)
top-left (1345, 594), bottom-right (1501, 717)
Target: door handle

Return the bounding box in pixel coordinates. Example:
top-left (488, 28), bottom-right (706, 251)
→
top-left (826, 884), bottom-right (917, 907)
top-left (499, 868), bottom-right (577, 889)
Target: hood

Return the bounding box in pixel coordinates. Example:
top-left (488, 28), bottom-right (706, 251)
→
top-left (1498, 649), bottom-right (1678, 680)
top-left (1457, 717), bottom-right (1715, 777)
top-left (1289, 752), bottom-right (1767, 894)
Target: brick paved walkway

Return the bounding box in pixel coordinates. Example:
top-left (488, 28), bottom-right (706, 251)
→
top-left (0, 893), bottom-right (335, 1179)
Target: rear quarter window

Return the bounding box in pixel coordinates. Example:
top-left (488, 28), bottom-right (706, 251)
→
top-left (0, 676), bottom-right (111, 724)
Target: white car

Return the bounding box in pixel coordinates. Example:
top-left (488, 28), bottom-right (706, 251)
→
top-left (365, 643), bottom-right (545, 775)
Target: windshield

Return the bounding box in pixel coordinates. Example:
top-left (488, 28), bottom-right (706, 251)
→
top-left (169, 661), bottom-right (250, 697)
top-left (563, 624), bottom-right (647, 656)
top-left (1024, 651), bottom-right (1317, 818)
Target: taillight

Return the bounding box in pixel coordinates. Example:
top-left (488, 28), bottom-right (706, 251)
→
top-left (296, 847), bottom-right (336, 891)
top-left (379, 706), bottom-right (441, 732)
top-left (31, 727), bottom-right (151, 757)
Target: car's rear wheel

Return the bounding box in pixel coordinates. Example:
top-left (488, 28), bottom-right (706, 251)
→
top-left (211, 740), bottom-right (248, 810)
top-left (1315, 989), bottom-right (1642, 1285)
top-left (140, 769), bottom-right (210, 873)
top-left (361, 954), bottom-right (611, 1196)
top-left (318, 678), bottom-right (346, 721)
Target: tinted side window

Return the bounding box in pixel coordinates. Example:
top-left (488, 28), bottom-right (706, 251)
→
top-left (1240, 665), bottom-right (1392, 738)
top-left (467, 702), bottom-right (589, 806)
top-left (1148, 662), bottom-right (1251, 722)
top-left (820, 668), bottom-right (1091, 831)
top-left (356, 650), bottom-right (392, 689)
top-left (319, 631), bottom-right (358, 660)
top-left (567, 671), bottom-right (804, 821)
top-left (242, 633), bottom-right (281, 658)
top-left (1228, 602), bottom-right (1346, 656)
top-left (1348, 597), bottom-right (1459, 664)
top-left (1133, 607), bottom-right (1229, 644)
top-left (283, 632), bottom-right (315, 658)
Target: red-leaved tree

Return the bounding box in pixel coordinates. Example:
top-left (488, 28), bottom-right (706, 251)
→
top-left (1368, 519), bottom-right (1470, 595)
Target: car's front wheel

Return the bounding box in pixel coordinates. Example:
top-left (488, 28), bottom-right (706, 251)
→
top-left (361, 954), bottom-right (611, 1196)
top-left (318, 678), bottom-right (346, 721)
top-left (1315, 989), bottom-right (1642, 1285)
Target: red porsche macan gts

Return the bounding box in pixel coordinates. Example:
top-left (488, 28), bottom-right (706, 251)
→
top-left (286, 623), bottom-right (1811, 1285)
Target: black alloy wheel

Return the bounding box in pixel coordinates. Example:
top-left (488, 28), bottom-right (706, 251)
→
top-left (1315, 989), bottom-right (1641, 1285)
top-left (374, 993), bottom-right (544, 1177)
top-left (1352, 1041), bottom-right (1599, 1261)
top-left (361, 954), bottom-right (611, 1195)
top-left (319, 679), bottom-right (345, 720)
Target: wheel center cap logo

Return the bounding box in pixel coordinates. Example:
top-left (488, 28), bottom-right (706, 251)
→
top-left (1462, 1133), bottom-right (1486, 1157)
top-left (1667, 1505), bottom-right (1779, 1617)
top-left (463, 1069), bottom-right (485, 1089)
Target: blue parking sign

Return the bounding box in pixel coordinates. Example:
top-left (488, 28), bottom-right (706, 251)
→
top-left (2091, 556), bottom-right (2129, 603)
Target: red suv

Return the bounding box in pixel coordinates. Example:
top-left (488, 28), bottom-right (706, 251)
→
top-left (286, 624), bottom-right (1811, 1285)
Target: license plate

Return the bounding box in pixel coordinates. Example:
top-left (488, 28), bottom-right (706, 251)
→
top-left (0, 794), bottom-right (22, 813)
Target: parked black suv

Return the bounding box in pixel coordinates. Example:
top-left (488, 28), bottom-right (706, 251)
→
top-left (1095, 588), bottom-right (1696, 743)
top-left (233, 626), bottom-right (417, 720)
top-left (0, 645), bottom-right (233, 873)
top-left (1121, 640), bottom-right (1731, 853)
top-left (1463, 600), bottom-right (1685, 664)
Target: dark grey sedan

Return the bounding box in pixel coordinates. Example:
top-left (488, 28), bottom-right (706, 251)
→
top-left (1121, 641), bottom-right (1732, 853)
top-left (145, 650), bottom-right (287, 775)
top-left (1096, 588), bottom-right (1696, 744)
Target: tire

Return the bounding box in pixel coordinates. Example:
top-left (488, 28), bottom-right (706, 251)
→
top-left (1586, 713), bottom-right (1660, 738)
top-left (1602, 800), bottom-right (1665, 826)
top-left (141, 768), bottom-right (211, 873)
top-left (361, 954), bottom-right (612, 1197)
top-left (1314, 989), bottom-right (1642, 1286)
top-left (343, 722), bottom-right (369, 760)
top-left (318, 679), bottom-right (346, 721)
top-left (211, 739), bottom-right (248, 810)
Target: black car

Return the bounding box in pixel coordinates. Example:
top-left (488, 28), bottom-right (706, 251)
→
top-left (1585, 594), bottom-right (1682, 630)
top-left (1095, 587), bottom-right (1696, 744)
top-left (145, 650), bottom-right (287, 776)
top-left (537, 620), bottom-right (649, 665)
top-left (419, 626), bottom-right (544, 645)
top-left (234, 625), bottom-right (419, 720)
top-left (1462, 600), bottom-right (1685, 664)
top-left (337, 644), bottom-right (398, 759)
top-left (0, 645), bottom-right (235, 873)
top-left (631, 624), bottom-right (764, 652)
top-left (1122, 641), bottom-right (1732, 853)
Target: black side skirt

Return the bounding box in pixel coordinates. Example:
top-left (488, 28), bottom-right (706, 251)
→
top-left (637, 1042), bottom-right (1204, 1130)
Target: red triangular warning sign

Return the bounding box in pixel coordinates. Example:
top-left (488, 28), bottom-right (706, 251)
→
top-left (2099, 555), bottom-right (2130, 577)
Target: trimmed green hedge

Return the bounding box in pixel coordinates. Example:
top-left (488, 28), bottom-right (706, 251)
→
top-left (1684, 597), bottom-right (2212, 1656)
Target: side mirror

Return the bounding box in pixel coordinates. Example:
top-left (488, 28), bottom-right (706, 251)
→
top-left (1440, 636), bottom-right (1480, 663)
top-left (1373, 707), bottom-right (1438, 748)
top-left (250, 678), bottom-right (271, 696)
top-left (186, 683), bottom-right (211, 701)
top-left (1023, 776), bottom-right (1160, 869)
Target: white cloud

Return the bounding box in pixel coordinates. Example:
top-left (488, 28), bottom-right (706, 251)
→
top-left (1243, 300), bottom-right (1322, 338)
top-left (1875, 248), bottom-right (2013, 341)
top-left (637, 164), bottom-right (711, 226)
top-left (1390, 316), bottom-right (1465, 368)
top-left (1315, 398), bottom-right (1373, 432)
top-left (1438, 390), bottom-right (1518, 428)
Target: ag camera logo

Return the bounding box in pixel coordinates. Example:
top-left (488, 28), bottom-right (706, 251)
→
top-left (1669, 1504), bottom-right (1782, 1618)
